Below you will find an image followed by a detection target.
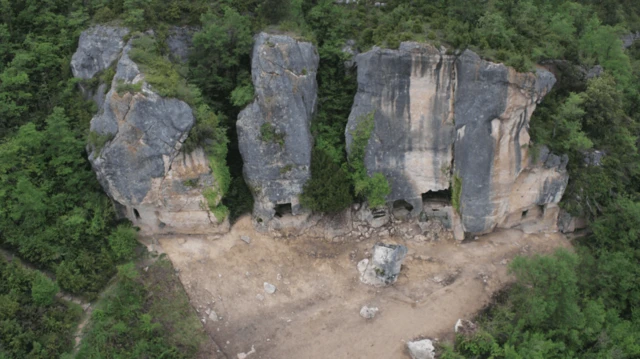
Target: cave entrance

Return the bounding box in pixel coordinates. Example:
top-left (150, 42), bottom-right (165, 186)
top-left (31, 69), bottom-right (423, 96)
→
top-left (421, 189), bottom-right (452, 204)
top-left (275, 203), bottom-right (292, 218)
top-left (133, 208), bottom-right (141, 220)
top-left (393, 200), bottom-right (414, 212)
top-left (392, 199), bottom-right (414, 219)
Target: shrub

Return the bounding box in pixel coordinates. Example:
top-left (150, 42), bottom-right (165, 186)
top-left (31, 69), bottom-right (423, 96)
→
top-left (31, 272), bottom-right (59, 306)
top-left (451, 174), bottom-right (462, 214)
top-left (108, 224), bottom-right (139, 261)
top-left (88, 130), bottom-right (115, 154)
top-left (348, 112), bottom-right (390, 207)
top-left (260, 122), bottom-right (286, 146)
top-left (300, 148), bottom-right (353, 213)
top-left (115, 79), bottom-right (142, 95)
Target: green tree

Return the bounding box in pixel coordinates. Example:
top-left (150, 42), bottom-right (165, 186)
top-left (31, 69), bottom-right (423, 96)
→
top-left (301, 148), bottom-right (353, 213)
top-left (31, 272), bottom-right (59, 306)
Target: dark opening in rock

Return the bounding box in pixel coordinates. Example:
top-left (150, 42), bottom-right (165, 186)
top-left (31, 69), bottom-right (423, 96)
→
top-left (422, 190), bottom-right (451, 204)
top-left (393, 199), bottom-right (414, 211)
top-left (133, 208), bottom-right (141, 220)
top-left (275, 203), bottom-right (292, 218)
top-left (538, 204), bottom-right (545, 215)
top-left (521, 210), bottom-right (529, 218)
top-left (371, 208), bottom-right (387, 219)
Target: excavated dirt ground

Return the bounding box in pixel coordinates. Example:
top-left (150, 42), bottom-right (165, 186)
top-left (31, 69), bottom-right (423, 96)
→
top-left (156, 215), bottom-right (571, 359)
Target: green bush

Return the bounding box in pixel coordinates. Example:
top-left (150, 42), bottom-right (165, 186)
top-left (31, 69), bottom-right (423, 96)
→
top-left (88, 130), bottom-right (115, 154)
top-left (108, 224), bottom-right (139, 261)
top-left (348, 112), bottom-right (390, 208)
top-left (115, 79), bottom-right (142, 95)
top-left (260, 122), bottom-right (286, 146)
top-left (31, 272), bottom-right (60, 306)
top-left (301, 148), bottom-right (353, 213)
top-left (451, 174), bottom-right (462, 214)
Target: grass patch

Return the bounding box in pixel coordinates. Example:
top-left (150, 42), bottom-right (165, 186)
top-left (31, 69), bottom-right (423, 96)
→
top-left (348, 112), bottom-right (390, 208)
top-left (260, 122), bottom-right (285, 146)
top-left (452, 174), bottom-right (462, 214)
top-left (280, 164), bottom-right (294, 174)
top-left (76, 258), bottom-right (212, 358)
top-left (115, 79), bottom-right (142, 95)
top-left (88, 130), bottom-right (115, 155)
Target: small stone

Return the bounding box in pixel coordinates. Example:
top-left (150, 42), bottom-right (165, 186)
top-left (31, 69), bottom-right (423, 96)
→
top-left (359, 305), bottom-right (379, 319)
top-left (277, 273), bottom-right (282, 281)
top-left (177, 238), bottom-right (186, 244)
top-left (209, 310), bottom-right (219, 322)
top-left (407, 339), bottom-right (435, 359)
top-left (256, 294), bottom-right (265, 301)
top-left (240, 235), bottom-right (251, 244)
top-left (264, 282), bottom-right (276, 294)
top-left (237, 345), bottom-right (256, 359)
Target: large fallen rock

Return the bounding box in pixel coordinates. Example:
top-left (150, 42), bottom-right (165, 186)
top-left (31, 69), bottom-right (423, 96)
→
top-left (357, 243), bottom-right (407, 286)
top-left (406, 339), bottom-right (435, 359)
top-left (237, 33), bottom-right (319, 224)
top-left (347, 42), bottom-right (564, 236)
top-left (73, 28), bottom-right (228, 235)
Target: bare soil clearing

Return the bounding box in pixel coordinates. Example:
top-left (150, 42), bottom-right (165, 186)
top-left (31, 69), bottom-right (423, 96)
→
top-left (157, 216), bottom-right (571, 359)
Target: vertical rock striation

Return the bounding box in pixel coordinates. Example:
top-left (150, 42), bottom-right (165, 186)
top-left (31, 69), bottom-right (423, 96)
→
top-left (72, 27), bottom-right (228, 235)
top-left (346, 43), bottom-right (456, 215)
top-left (237, 33), bottom-right (319, 223)
top-left (347, 43), bottom-right (565, 237)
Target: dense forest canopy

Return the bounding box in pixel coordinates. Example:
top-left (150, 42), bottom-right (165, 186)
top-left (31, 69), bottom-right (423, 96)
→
top-left (1, 0), bottom-right (640, 357)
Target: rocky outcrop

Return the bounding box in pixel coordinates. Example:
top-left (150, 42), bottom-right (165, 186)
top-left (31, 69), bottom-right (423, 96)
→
top-left (237, 33), bottom-right (319, 224)
top-left (73, 29), bottom-right (227, 235)
top-left (357, 243), bottom-right (407, 286)
top-left (347, 43), bottom-right (564, 237)
top-left (166, 26), bottom-right (197, 63)
top-left (622, 32), bottom-right (640, 49)
top-left (346, 43), bottom-right (456, 215)
top-left (71, 26), bottom-right (129, 108)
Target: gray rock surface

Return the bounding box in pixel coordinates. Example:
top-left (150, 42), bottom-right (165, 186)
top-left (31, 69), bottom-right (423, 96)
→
top-left (358, 243), bottom-right (407, 286)
top-left (71, 26), bottom-right (129, 79)
top-left (263, 282), bottom-right (277, 294)
top-left (622, 32), bottom-right (640, 49)
top-left (347, 42), bottom-right (560, 235)
top-left (167, 26), bottom-right (197, 63)
top-left (359, 305), bottom-right (379, 319)
top-left (346, 43), bottom-right (456, 216)
top-left (73, 29), bottom-right (227, 235)
top-left (237, 33), bottom-right (319, 223)
top-left (406, 339), bottom-right (435, 359)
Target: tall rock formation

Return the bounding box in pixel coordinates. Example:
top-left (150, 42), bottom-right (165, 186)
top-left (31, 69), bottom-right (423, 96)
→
top-left (72, 26), bottom-right (228, 235)
top-left (347, 43), bottom-right (566, 236)
top-left (237, 33), bottom-right (319, 223)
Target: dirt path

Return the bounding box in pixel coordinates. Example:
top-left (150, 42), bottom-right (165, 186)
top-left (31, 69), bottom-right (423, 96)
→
top-left (159, 216), bottom-right (571, 359)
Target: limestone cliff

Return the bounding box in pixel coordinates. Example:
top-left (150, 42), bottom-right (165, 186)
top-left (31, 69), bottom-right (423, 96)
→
top-left (347, 43), bottom-right (566, 237)
top-left (72, 26), bottom-right (228, 235)
top-left (237, 33), bottom-right (319, 223)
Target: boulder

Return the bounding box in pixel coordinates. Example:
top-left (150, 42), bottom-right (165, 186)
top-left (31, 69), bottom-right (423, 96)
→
top-left (358, 243), bottom-right (407, 286)
top-left (346, 42), bottom-right (560, 236)
top-left (167, 26), bottom-right (197, 63)
top-left (359, 305), bottom-right (379, 319)
top-left (71, 25), bottom-right (130, 108)
top-left (622, 32), bottom-right (640, 49)
top-left (406, 339), bottom-right (435, 359)
top-left (237, 33), bottom-right (319, 224)
top-left (73, 29), bottom-right (228, 235)
top-left (71, 25), bottom-right (129, 80)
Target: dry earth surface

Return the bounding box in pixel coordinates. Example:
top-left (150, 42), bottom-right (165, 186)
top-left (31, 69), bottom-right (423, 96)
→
top-left (155, 215), bottom-right (571, 359)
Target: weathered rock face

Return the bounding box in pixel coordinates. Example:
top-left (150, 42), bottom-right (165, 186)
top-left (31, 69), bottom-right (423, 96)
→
top-left (73, 29), bottom-right (227, 235)
top-left (347, 43), bottom-right (565, 236)
top-left (71, 25), bottom-right (129, 80)
top-left (71, 26), bottom-right (129, 108)
top-left (346, 43), bottom-right (456, 215)
top-left (357, 243), bottom-right (407, 286)
top-left (237, 33), bottom-right (319, 223)
top-left (166, 26), bottom-right (197, 63)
